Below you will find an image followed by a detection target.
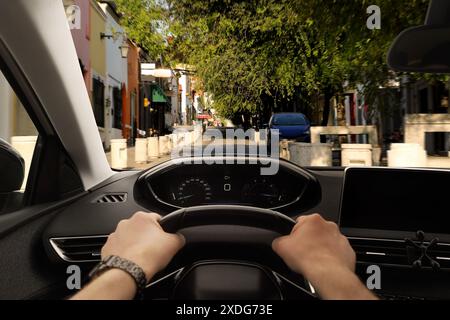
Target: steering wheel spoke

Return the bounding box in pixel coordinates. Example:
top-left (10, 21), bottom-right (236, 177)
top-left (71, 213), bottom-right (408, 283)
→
top-left (146, 205), bottom-right (318, 300)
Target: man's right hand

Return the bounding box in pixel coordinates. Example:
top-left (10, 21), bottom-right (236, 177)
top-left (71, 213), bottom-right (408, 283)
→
top-left (272, 214), bottom-right (377, 300)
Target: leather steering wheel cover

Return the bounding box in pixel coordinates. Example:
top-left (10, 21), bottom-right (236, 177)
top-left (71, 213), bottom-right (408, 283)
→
top-left (154, 205), bottom-right (318, 300)
top-left (160, 205), bottom-right (296, 235)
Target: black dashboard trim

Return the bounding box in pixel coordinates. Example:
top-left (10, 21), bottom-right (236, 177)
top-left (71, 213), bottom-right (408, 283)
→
top-left (138, 156), bottom-right (321, 213)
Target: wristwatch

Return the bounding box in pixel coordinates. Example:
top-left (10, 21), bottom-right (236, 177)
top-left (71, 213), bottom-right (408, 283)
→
top-left (89, 255), bottom-right (147, 299)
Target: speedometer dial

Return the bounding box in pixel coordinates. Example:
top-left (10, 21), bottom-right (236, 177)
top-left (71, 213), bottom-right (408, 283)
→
top-left (175, 178), bottom-right (212, 206)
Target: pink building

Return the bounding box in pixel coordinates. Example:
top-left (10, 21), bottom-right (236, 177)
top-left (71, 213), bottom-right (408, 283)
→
top-left (65, 0), bottom-right (91, 92)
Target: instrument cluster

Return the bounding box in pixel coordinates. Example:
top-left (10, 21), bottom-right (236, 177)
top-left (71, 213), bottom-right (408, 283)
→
top-left (141, 160), bottom-right (321, 212)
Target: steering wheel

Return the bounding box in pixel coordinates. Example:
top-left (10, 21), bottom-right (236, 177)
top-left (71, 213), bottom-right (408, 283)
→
top-left (160, 204), bottom-right (296, 235)
top-left (148, 205), bottom-right (316, 300)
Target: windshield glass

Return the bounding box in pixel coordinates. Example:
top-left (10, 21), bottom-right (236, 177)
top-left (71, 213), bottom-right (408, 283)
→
top-left (273, 114), bottom-right (307, 126)
top-left (55, 0), bottom-right (450, 170)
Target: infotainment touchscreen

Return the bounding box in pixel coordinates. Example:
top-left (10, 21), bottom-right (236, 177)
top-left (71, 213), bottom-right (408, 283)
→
top-left (340, 168), bottom-right (450, 234)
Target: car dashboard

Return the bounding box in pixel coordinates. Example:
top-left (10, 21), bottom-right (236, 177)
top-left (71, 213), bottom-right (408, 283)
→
top-left (36, 157), bottom-right (450, 300)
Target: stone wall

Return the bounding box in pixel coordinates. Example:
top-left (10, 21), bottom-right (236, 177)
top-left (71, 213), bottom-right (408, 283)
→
top-left (404, 114), bottom-right (450, 150)
top-left (310, 125), bottom-right (379, 147)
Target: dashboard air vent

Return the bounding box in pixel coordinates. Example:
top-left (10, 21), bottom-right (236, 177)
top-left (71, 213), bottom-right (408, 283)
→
top-left (95, 193), bottom-right (127, 204)
top-left (349, 238), bottom-right (408, 265)
top-left (428, 243), bottom-right (450, 269)
top-left (50, 236), bottom-right (107, 262)
top-left (349, 237), bottom-right (450, 269)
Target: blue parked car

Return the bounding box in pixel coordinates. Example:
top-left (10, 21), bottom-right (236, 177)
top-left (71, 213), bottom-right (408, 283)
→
top-left (268, 113), bottom-right (311, 141)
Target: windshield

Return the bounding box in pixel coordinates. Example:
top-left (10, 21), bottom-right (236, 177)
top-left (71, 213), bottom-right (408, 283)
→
top-left (11, 0), bottom-right (444, 171)
top-left (273, 115), bottom-right (307, 126)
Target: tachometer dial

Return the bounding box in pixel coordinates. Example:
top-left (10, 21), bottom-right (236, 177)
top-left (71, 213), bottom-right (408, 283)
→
top-left (174, 178), bottom-right (212, 206)
top-left (242, 178), bottom-right (282, 208)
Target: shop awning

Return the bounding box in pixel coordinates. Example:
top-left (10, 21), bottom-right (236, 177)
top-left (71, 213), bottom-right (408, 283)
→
top-left (151, 84), bottom-right (168, 103)
top-left (197, 114), bottom-right (212, 120)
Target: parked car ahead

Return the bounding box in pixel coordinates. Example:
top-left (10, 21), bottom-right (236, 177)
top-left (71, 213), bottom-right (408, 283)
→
top-left (269, 113), bottom-right (311, 141)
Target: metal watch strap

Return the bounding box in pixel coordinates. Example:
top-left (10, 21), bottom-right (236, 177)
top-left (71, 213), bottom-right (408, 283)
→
top-left (89, 255), bottom-right (147, 299)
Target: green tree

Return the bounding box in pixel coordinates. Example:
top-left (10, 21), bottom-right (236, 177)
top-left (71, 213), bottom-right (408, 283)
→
top-left (115, 0), bottom-right (169, 60)
top-left (116, 0), bottom-right (432, 125)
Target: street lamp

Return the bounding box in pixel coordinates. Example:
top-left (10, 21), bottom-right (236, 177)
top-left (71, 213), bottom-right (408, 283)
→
top-left (100, 30), bottom-right (129, 59)
top-left (119, 42), bottom-right (129, 59)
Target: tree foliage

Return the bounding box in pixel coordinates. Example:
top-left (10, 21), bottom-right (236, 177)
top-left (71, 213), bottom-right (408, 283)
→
top-left (116, 0), bottom-right (431, 123)
top-left (115, 0), bottom-right (169, 60)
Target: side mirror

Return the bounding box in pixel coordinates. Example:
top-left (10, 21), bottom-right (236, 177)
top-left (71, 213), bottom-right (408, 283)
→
top-left (387, 25), bottom-right (450, 73)
top-left (0, 139), bottom-right (25, 193)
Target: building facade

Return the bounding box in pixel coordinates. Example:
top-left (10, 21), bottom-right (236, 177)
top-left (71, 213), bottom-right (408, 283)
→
top-left (401, 77), bottom-right (450, 156)
top-left (98, 1), bottom-right (128, 149)
top-left (1, 0), bottom-right (154, 151)
top-left (64, 0), bottom-right (91, 91)
top-left (89, 0), bottom-right (108, 148)
top-left (126, 40), bottom-right (140, 142)
top-left (178, 72), bottom-right (195, 125)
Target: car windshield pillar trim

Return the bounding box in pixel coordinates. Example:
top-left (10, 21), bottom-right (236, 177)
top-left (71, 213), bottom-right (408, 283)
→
top-left (0, 0), bottom-right (113, 190)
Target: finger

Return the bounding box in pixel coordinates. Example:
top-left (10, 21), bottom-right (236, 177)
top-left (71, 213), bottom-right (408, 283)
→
top-left (133, 212), bottom-right (163, 230)
top-left (308, 213), bottom-right (324, 222)
top-left (326, 221), bottom-right (340, 235)
top-left (116, 219), bottom-right (128, 230)
top-left (147, 212), bottom-right (163, 222)
top-left (107, 231), bottom-right (116, 239)
top-left (296, 215), bottom-right (307, 223)
top-left (132, 211), bottom-right (147, 216)
top-left (272, 236), bottom-right (289, 254)
top-left (292, 219), bottom-right (304, 233)
top-left (292, 214), bottom-right (309, 233)
top-left (133, 211), bottom-right (161, 221)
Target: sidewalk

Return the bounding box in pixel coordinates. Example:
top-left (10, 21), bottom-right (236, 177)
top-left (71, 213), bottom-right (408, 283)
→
top-left (105, 147), bottom-right (163, 170)
top-left (105, 138), bottom-right (250, 170)
top-left (106, 144), bottom-right (450, 170)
